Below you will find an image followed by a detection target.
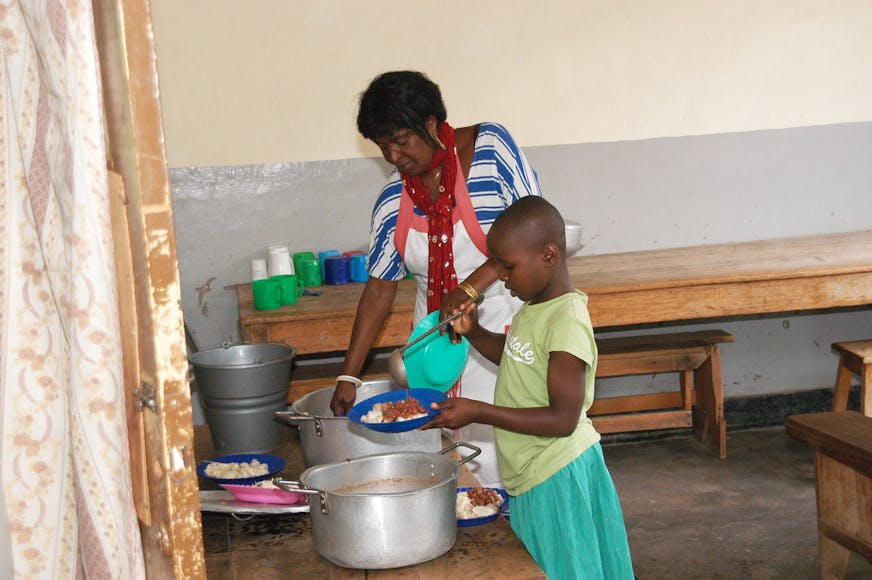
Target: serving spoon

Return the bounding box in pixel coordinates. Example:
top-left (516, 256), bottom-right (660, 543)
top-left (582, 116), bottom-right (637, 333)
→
top-left (389, 293), bottom-right (484, 387)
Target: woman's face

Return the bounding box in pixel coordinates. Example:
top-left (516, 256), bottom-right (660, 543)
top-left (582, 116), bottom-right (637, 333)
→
top-left (373, 128), bottom-right (436, 176)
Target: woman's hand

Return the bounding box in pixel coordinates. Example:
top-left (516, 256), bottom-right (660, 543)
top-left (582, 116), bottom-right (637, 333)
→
top-left (449, 299), bottom-right (480, 338)
top-left (440, 286), bottom-right (475, 342)
top-left (439, 259), bottom-right (500, 339)
top-left (419, 397), bottom-right (483, 430)
top-left (441, 286), bottom-right (474, 324)
top-left (330, 381), bottom-right (357, 416)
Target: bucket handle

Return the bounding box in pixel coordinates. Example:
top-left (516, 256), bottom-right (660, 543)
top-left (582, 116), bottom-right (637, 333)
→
top-left (213, 340), bottom-right (271, 366)
top-left (274, 479), bottom-right (328, 515)
top-left (439, 441), bottom-right (481, 466)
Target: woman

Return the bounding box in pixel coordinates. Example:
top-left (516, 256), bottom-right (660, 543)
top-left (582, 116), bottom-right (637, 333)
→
top-left (330, 70), bottom-right (542, 487)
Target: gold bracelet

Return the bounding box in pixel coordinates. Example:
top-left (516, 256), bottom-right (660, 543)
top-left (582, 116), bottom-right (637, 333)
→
top-left (457, 281), bottom-right (479, 301)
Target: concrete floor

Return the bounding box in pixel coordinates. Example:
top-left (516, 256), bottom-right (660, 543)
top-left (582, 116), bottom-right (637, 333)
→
top-left (605, 426), bottom-right (872, 579)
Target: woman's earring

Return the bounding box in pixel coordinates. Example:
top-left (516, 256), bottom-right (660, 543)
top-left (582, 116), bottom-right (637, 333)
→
top-left (433, 133), bottom-right (447, 151)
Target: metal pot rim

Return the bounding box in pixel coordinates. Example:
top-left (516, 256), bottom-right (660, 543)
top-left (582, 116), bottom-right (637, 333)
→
top-left (297, 442), bottom-right (480, 496)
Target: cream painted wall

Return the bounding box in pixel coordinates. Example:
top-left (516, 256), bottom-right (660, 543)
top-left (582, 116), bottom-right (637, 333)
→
top-left (152, 0), bottom-right (872, 167)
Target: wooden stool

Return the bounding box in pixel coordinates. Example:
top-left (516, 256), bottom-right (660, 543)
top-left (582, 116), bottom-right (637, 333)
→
top-left (786, 411), bottom-right (872, 579)
top-left (831, 340), bottom-right (872, 417)
top-left (591, 330), bottom-right (734, 458)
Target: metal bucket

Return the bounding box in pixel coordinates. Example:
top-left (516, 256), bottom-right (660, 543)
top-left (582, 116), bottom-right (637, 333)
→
top-left (190, 343), bottom-right (295, 454)
top-left (280, 379), bottom-right (442, 466)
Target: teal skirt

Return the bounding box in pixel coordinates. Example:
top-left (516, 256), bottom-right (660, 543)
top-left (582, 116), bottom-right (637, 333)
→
top-left (509, 443), bottom-right (634, 579)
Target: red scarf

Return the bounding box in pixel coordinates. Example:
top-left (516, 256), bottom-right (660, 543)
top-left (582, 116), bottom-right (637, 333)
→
top-left (400, 122), bottom-right (458, 314)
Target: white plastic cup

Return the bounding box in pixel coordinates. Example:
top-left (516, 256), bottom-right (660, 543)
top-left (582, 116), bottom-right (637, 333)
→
top-left (251, 258), bottom-right (268, 281)
top-left (268, 245), bottom-right (294, 277)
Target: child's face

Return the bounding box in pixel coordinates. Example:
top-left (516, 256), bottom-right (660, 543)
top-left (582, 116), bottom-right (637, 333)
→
top-left (488, 232), bottom-right (550, 302)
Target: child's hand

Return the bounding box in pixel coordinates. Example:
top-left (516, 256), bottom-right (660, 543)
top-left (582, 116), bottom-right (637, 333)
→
top-left (419, 397), bottom-right (481, 430)
top-left (448, 300), bottom-right (480, 344)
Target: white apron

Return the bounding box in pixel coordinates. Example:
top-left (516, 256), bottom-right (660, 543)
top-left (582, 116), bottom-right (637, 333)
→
top-left (395, 157), bottom-right (522, 487)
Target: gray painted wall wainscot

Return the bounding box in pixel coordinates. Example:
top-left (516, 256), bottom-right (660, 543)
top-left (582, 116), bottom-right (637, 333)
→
top-left (171, 122), bottom-right (872, 421)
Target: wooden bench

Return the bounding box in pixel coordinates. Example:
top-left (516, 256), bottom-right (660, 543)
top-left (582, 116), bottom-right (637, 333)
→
top-left (786, 411), bottom-right (872, 579)
top-left (288, 331), bottom-right (733, 457)
top-left (590, 330), bottom-right (734, 458)
top-left (831, 339), bottom-right (872, 416)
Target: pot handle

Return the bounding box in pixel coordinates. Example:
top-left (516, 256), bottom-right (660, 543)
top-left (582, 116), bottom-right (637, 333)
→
top-left (274, 479), bottom-right (330, 515)
top-left (439, 441), bottom-right (481, 465)
top-left (273, 411), bottom-right (347, 435)
top-left (273, 479), bottom-right (320, 495)
top-left (273, 412), bottom-right (310, 424)
top-left (273, 411), bottom-right (347, 421)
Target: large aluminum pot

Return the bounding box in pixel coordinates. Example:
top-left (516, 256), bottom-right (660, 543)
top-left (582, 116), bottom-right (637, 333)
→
top-left (278, 442), bottom-right (480, 569)
top-left (277, 379), bottom-right (441, 466)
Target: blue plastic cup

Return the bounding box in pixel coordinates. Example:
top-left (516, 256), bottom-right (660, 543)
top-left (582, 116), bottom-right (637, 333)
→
top-left (319, 250), bottom-right (340, 279)
top-left (350, 254), bottom-right (368, 282)
top-left (324, 255), bottom-right (350, 285)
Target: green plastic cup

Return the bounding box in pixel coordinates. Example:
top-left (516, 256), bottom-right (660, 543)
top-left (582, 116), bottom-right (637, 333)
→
top-left (272, 274), bottom-right (304, 305)
top-left (252, 278), bottom-right (283, 310)
top-left (299, 257), bottom-right (322, 287)
top-left (293, 251), bottom-right (315, 277)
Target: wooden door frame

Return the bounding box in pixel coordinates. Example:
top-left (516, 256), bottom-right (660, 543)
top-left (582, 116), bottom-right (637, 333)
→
top-left (93, 0), bottom-right (205, 576)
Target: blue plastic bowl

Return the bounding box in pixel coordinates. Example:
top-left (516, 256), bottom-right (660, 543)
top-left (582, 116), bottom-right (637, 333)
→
top-left (348, 388), bottom-right (447, 433)
top-left (456, 487), bottom-right (509, 527)
top-left (196, 453), bottom-right (285, 485)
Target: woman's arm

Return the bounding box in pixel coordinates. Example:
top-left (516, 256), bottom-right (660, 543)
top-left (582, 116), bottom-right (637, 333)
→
top-left (440, 258), bottom-right (500, 321)
top-left (330, 276), bottom-right (398, 415)
top-left (422, 351), bottom-right (586, 437)
top-left (448, 298), bottom-right (505, 365)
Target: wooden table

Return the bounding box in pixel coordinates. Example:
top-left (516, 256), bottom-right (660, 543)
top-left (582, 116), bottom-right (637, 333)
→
top-left (238, 231), bottom-right (872, 354)
top-left (195, 427), bottom-right (545, 578)
top-left (785, 412), bottom-right (872, 579)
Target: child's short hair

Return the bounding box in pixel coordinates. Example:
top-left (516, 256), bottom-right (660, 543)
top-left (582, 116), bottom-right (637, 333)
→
top-left (492, 197), bottom-right (567, 252)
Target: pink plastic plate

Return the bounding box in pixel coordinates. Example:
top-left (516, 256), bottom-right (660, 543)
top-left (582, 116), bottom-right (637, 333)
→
top-left (219, 483), bottom-right (307, 506)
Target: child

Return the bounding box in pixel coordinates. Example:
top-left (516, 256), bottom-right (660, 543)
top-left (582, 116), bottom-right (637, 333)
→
top-left (422, 196), bottom-right (634, 579)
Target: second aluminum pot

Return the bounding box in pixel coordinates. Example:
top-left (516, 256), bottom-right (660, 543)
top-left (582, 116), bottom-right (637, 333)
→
top-left (278, 442), bottom-right (480, 569)
top-left (278, 379), bottom-right (441, 466)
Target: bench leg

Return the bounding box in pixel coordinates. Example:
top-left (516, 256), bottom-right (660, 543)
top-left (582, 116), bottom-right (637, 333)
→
top-left (833, 355), bottom-right (853, 412)
top-left (862, 364), bottom-right (871, 417)
top-left (820, 534), bottom-right (852, 580)
top-left (692, 346), bottom-right (727, 458)
top-left (680, 369), bottom-right (693, 410)
top-left (815, 452), bottom-right (872, 579)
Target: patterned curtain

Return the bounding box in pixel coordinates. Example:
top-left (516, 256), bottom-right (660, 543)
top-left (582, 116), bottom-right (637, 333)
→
top-left (0, 1), bottom-right (145, 577)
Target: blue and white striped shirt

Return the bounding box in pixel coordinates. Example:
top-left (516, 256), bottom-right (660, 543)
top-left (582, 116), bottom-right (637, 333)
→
top-left (367, 122), bottom-right (543, 281)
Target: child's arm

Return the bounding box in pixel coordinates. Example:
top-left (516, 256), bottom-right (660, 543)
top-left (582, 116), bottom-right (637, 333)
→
top-left (422, 351), bottom-right (586, 437)
top-left (449, 299), bottom-right (506, 365)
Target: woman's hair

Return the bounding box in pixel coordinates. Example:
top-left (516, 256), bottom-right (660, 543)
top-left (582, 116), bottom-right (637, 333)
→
top-left (357, 71), bottom-right (447, 149)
